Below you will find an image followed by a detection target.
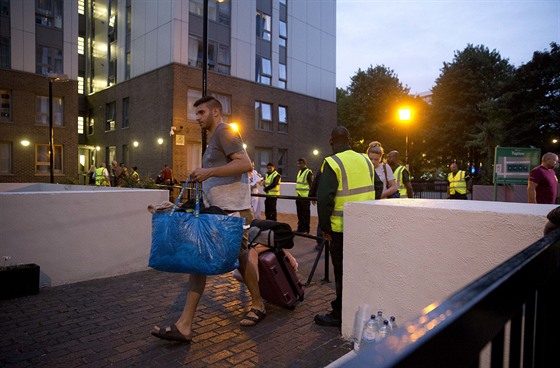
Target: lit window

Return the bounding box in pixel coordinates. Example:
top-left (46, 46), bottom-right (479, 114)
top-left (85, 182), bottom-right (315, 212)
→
top-left (36, 96), bottom-right (64, 126)
top-left (78, 116), bottom-right (84, 134)
top-left (255, 101), bottom-right (272, 131)
top-left (78, 37), bottom-right (85, 55)
top-left (35, 144), bottom-right (63, 175)
top-left (78, 76), bottom-right (84, 94)
top-left (78, 0), bottom-right (85, 15)
top-left (189, 0), bottom-right (230, 25)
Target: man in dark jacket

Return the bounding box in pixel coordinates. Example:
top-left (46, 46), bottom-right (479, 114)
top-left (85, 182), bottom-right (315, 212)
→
top-left (314, 126), bottom-right (376, 328)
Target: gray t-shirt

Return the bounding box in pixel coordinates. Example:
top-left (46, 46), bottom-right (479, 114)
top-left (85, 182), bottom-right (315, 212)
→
top-left (202, 123), bottom-right (251, 211)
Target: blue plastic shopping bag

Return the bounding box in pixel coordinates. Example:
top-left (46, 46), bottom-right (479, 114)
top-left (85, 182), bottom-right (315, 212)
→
top-left (148, 181), bottom-right (244, 275)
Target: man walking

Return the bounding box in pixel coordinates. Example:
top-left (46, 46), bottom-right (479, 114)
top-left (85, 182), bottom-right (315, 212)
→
top-left (386, 150), bottom-right (414, 198)
top-left (314, 126), bottom-right (376, 327)
top-left (94, 163), bottom-right (111, 186)
top-left (151, 96), bottom-right (266, 343)
top-left (295, 158), bottom-right (313, 233)
top-left (263, 162), bottom-right (281, 221)
top-left (528, 152), bottom-right (558, 204)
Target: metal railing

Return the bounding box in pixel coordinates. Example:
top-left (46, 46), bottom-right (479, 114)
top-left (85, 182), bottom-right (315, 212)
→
top-left (339, 229), bottom-right (560, 368)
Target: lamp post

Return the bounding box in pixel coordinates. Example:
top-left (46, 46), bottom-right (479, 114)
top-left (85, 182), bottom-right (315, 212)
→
top-left (398, 107), bottom-right (412, 167)
top-left (47, 73), bottom-right (68, 183)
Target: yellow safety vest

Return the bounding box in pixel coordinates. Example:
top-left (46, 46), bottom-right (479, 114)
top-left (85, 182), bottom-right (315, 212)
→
top-left (295, 168), bottom-right (312, 197)
top-left (448, 170), bottom-right (467, 194)
top-left (95, 167), bottom-right (108, 186)
top-left (323, 151), bottom-right (375, 232)
top-left (393, 165), bottom-right (408, 196)
top-left (265, 171), bottom-right (281, 196)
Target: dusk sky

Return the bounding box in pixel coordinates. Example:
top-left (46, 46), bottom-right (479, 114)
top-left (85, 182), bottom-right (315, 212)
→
top-left (336, 0), bottom-right (560, 94)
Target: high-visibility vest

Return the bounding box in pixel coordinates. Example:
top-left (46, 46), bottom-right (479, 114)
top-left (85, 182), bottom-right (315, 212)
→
top-left (295, 168), bottom-right (312, 197)
top-left (323, 151), bottom-right (375, 232)
top-left (393, 165), bottom-right (408, 196)
top-left (448, 170), bottom-right (467, 194)
top-left (95, 167), bottom-right (108, 186)
top-left (265, 171), bottom-right (281, 196)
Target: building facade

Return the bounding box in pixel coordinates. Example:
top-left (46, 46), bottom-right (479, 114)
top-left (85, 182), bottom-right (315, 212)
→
top-left (0, 0), bottom-right (336, 184)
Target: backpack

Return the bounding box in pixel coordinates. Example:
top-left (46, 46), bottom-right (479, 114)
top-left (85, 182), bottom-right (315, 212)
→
top-left (249, 219), bottom-right (295, 249)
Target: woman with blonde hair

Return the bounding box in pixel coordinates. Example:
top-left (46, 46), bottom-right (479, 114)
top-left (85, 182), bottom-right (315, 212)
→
top-left (367, 141), bottom-right (399, 199)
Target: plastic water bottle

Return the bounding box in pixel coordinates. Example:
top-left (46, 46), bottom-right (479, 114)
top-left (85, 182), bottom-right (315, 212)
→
top-left (375, 310), bottom-right (384, 329)
top-left (360, 316), bottom-right (378, 350)
top-left (376, 319), bottom-right (389, 342)
top-left (352, 304), bottom-right (371, 351)
top-left (388, 316), bottom-right (398, 333)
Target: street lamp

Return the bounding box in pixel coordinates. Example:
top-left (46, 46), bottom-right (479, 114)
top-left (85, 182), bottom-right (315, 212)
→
top-left (201, 0), bottom-right (229, 156)
top-left (398, 107), bottom-right (412, 166)
top-left (47, 72), bottom-right (68, 183)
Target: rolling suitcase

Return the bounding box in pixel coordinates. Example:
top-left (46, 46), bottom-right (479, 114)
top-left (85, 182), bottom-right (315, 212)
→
top-left (257, 248), bottom-right (305, 309)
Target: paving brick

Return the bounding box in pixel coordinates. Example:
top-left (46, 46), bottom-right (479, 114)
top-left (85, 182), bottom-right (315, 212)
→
top-left (0, 215), bottom-right (351, 367)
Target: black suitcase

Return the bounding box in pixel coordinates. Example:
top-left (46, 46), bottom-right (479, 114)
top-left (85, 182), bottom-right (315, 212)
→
top-left (258, 248), bottom-right (305, 309)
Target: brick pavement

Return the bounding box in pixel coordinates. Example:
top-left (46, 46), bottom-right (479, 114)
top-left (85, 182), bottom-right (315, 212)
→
top-left (0, 214), bottom-right (353, 367)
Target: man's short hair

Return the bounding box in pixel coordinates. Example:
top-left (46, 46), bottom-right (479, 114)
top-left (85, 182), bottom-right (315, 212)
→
top-left (298, 158), bottom-right (307, 165)
top-left (194, 95), bottom-right (222, 111)
top-left (267, 162), bottom-right (274, 167)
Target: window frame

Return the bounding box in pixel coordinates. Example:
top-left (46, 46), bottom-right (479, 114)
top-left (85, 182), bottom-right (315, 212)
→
top-left (36, 95), bottom-right (64, 126)
top-left (0, 141), bottom-right (12, 174)
top-left (35, 143), bottom-right (63, 175)
top-left (255, 101), bottom-right (273, 131)
top-left (0, 89), bottom-right (11, 123)
top-left (105, 101), bottom-right (116, 132)
top-left (278, 105), bottom-right (288, 133)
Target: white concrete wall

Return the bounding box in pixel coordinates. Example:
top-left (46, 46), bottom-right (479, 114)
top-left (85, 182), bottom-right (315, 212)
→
top-left (341, 199), bottom-right (557, 339)
top-left (0, 184), bottom-right (168, 287)
top-left (274, 182), bottom-right (318, 216)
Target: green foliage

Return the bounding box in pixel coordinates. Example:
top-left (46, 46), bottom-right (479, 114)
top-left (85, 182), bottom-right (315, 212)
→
top-left (337, 65), bottom-right (409, 152)
top-left (337, 43), bottom-right (558, 182)
top-left (428, 44), bottom-right (515, 168)
top-left (501, 42), bottom-right (560, 152)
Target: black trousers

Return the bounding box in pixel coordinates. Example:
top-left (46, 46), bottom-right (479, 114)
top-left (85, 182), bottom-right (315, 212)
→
top-left (264, 197), bottom-right (277, 221)
top-left (329, 231), bottom-right (344, 318)
top-left (295, 197), bottom-right (311, 233)
top-left (449, 192), bottom-right (468, 200)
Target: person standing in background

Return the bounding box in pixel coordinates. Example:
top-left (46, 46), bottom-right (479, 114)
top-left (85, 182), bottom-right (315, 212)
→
top-left (528, 152), bottom-right (558, 204)
top-left (295, 158), bottom-right (313, 233)
top-left (94, 163), bottom-right (111, 187)
top-left (386, 150), bottom-right (414, 198)
top-left (263, 162), bottom-right (281, 221)
top-left (249, 160), bottom-right (263, 219)
top-left (447, 162), bottom-right (469, 200)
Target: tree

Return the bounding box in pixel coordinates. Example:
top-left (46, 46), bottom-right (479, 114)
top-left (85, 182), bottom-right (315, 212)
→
top-left (502, 42), bottom-right (560, 153)
top-left (337, 65), bottom-right (409, 152)
top-left (427, 44), bottom-right (515, 171)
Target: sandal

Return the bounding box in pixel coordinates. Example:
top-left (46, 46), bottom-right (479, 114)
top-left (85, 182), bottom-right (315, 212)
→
top-left (151, 324), bottom-right (192, 343)
top-left (240, 308), bottom-right (266, 327)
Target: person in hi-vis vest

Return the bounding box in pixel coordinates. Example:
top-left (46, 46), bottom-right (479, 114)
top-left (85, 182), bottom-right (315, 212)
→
top-left (295, 158), bottom-right (314, 233)
top-left (447, 162), bottom-right (469, 199)
top-left (387, 151), bottom-right (414, 198)
top-left (263, 162), bottom-right (281, 221)
top-left (314, 126), bottom-right (375, 328)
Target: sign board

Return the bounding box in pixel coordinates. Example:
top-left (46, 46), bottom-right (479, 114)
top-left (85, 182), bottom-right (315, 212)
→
top-left (493, 147), bottom-right (541, 185)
